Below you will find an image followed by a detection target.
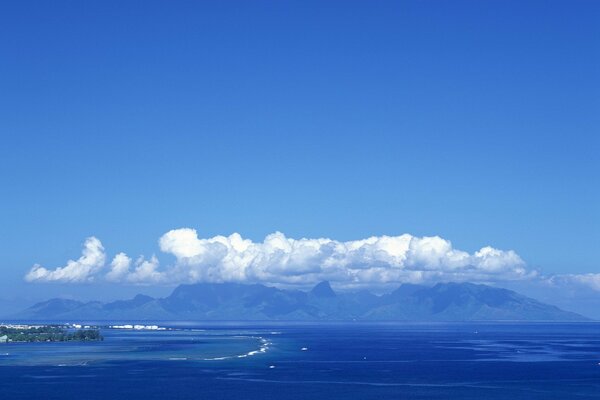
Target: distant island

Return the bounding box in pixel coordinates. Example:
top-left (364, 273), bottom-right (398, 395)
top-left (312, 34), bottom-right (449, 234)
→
top-left (0, 324), bottom-right (102, 343)
top-left (10, 281), bottom-right (590, 322)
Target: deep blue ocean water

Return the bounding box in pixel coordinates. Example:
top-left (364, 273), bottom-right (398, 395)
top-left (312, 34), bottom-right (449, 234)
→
top-left (1, 322), bottom-right (599, 399)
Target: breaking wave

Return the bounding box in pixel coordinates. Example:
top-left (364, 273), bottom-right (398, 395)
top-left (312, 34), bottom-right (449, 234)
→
top-left (202, 336), bottom-right (270, 361)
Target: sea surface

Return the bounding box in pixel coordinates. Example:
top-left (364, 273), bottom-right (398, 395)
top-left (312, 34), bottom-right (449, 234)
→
top-left (1, 322), bottom-right (599, 399)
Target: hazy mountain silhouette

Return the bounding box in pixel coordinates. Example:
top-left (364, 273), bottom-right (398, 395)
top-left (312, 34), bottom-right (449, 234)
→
top-left (13, 281), bottom-right (588, 321)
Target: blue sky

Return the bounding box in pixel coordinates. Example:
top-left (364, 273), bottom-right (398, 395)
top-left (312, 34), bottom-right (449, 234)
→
top-left (0, 1), bottom-right (598, 311)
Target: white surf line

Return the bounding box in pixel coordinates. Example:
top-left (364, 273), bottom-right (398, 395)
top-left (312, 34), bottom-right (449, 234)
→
top-left (201, 336), bottom-right (271, 361)
top-left (203, 356), bottom-right (230, 361)
top-left (236, 337), bottom-right (270, 358)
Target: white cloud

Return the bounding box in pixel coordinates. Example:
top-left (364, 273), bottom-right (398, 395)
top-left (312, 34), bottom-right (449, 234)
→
top-left (126, 256), bottom-right (164, 284)
top-left (151, 229), bottom-right (531, 286)
top-left (23, 229), bottom-right (536, 287)
top-left (106, 252), bottom-right (132, 282)
top-left (105, 252), bottom-right (165, 284)
top-left (25, 237), bottom-right (106, 283)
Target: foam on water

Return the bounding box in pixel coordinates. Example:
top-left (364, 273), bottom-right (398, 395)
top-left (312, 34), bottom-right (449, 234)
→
top-left (203, 336), bottom-right (270, 361)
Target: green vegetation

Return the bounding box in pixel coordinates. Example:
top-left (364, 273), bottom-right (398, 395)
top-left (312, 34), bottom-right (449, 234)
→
top-left (0, 326), bottom-right (103, 343)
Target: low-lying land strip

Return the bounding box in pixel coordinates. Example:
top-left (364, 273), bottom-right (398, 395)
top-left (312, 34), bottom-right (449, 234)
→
top-left (0, 324), bottom-right (102, 343)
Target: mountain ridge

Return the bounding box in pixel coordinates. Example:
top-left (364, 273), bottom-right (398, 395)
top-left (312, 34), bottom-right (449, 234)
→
top-left (11, 281), bottom-right (590, 321)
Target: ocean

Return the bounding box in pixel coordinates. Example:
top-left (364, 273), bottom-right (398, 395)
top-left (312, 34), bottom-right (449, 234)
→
top-left (1, 322), bottom-right (599, 399)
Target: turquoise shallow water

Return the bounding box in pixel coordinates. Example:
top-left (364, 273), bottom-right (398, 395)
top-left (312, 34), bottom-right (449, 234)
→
top-left (1, 322), bottom-right (600, 399)
top-left (0, 328), bottom-right (270, 365)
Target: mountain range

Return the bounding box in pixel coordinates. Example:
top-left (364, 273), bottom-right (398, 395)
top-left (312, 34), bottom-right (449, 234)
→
top-left (11, 281), bottom-right (589, 321)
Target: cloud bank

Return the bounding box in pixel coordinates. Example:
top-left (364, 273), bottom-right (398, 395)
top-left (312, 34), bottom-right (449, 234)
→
top-left (25, 229), bottom-right (542, 287)
top-left (547, 273), bottom-right (600, 292)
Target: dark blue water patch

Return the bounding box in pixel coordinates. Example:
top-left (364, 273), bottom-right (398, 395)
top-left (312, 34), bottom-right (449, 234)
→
top-left (1, 322), bottom-right (600, 399)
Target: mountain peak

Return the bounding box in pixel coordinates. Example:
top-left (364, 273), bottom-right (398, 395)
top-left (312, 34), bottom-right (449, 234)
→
top-left (310, 281), bottom-right (336, 298)
top-left (14, 281), bottom-right (589, 322)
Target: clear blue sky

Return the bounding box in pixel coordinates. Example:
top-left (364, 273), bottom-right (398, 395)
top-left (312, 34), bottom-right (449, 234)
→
top-left (0, 1), bottom-right (598, 301)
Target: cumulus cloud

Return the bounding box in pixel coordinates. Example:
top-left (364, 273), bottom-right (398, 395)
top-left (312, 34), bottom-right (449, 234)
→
top-left (106, 253), bottom-right (165, 284)
top-left (25, 237), bottom-right (106, 283)
top-left (24, 229), bottom-right (537, 287)
top-left (126, 256), bottom-right (164, 284)
top-left (106, 253), bottom-right (132, 282)
top-left (151, 229), bottom-right (531, 286)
